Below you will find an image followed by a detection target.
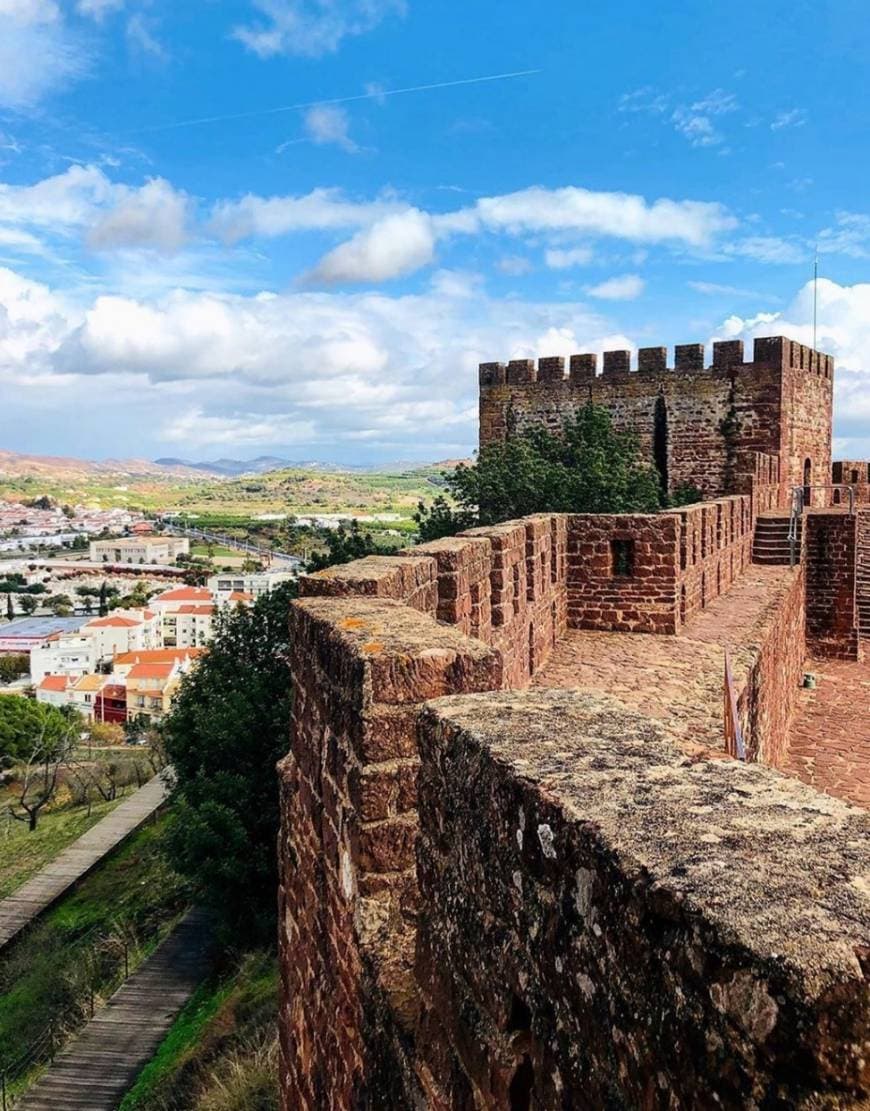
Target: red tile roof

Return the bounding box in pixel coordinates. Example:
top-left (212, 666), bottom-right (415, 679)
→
top-left (176, 604), bottom-right (215, 615)
top-left (155, 587), bottom-right (213, 603)
top-left (87, 615), bottom-right (141, 629)
top-left (38, 675), bottom-right (69, 692)
top-left (127, 662), bottom-right (175, 680)
top-left (114, 648), bottom-right (205, 666)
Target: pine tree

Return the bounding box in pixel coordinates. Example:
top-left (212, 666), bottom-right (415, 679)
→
top-left (99, 581), bottom-right (108, 617)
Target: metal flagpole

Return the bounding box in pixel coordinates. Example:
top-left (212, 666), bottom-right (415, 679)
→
top-left (813, 247), bottom-right (819, 350)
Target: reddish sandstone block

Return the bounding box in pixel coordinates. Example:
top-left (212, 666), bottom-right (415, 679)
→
top-left (358, 816), bottom-right (419, 872)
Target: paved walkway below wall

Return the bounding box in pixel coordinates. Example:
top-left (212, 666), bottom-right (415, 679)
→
top-left (784, 655), bottom-right (870, 809)
top-left (16, 909), bottom-right (212, 1111)
top-left (0, 773), bottom-right (169, 951)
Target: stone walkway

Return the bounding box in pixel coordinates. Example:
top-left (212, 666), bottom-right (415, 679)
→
top-left (532, 566), bottom-right (799, 759)
top-left (0, 773), bottom-right (169, 951)
top-left (16, 909), bottom-right (212, 1111)
top-left (784, 655), bottom-right (870, 809)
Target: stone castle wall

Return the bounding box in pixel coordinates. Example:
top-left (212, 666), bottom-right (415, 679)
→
top-left (280, 501), bottom-right (869, 1109)
top-left (805, 510), bottom-right (861, 660)
top-left (834, 461), bottom-right (870, 506)
top-left (480, 336), bottom-right (833, 503)
top-left (565, 495), bottom-right (755, 634)
top-left (414, 691), bottom-right (870, 1109)
top-left (278, 596), bottom-right (502, 1109)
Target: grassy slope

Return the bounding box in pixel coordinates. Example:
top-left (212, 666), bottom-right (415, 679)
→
top-left (0, 792), bottom-right (130, 899)
top-left (0, 748), bottom-right (158, 899)
top-left (0, 816), bottom-right (188, 1087)
top-left (120, 950), bottom-right (278, 1111)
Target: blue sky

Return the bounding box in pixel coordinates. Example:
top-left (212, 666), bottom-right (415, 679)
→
top-left (1, 0), bottom-right (869, 464)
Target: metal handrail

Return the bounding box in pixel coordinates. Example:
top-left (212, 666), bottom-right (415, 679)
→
top-left (788, 484), bottom-right (857, 565)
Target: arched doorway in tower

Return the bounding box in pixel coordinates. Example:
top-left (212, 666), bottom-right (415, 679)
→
top-left (803, 458), bottom-right (812, 507)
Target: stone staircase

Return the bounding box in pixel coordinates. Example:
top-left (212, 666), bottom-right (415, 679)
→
top-left (858, 563), bottom-right (870, 638)
top-left (752, 512), bottom-right (800, 565)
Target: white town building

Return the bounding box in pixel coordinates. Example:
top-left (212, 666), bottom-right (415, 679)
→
top-left (207, 570), bottom-right (295, 604)
top-left (30, 633), bottom-right (99, 683)
top-left (89, 536), bottom-right (190, 565)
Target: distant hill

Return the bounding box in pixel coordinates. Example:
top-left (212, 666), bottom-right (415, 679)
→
top-left (152, 456), bottom-right (459, 477)
top-left (0, 449), bottom-right (203, 481)
top-left (153, 456), bottom-right (341, 477)
top-left (0, 448), bottom-right (470, 487)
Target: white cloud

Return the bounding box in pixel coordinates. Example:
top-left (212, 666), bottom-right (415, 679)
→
top-left (545, 246), bottom-right (593, 269)
top-left (307, 208), bottom-right (436, 283)
top-left (76, 0), bottom-right (123, 19)
top-left (0, 166), bottom-right (740, 280)
top-left (771, 109), bottom-right (806, 131)
top-left (0, 164), bottom-right (116, 227)
top-left (126, 13), bottom-right (168, 60)
top-left (87, 178), bottom-right (192, 253)
top-left (231, 0), bottom-right (406, 58)
top-left (0, 0), bottom-right (59, 21)
top-left (690, 89), bottom-right (739, 116)
top-left (0, 0), bottom-right (87, 108)
top-left (0, 226), bottom-right (47, 254)
top-left (466, 186), bottom-right (735, 246)
top-left (209, 187), bottom-right (396, 243)
top-left (817, 212), bottom-right (870, 260)
top-left (672, 109), bottom-right (723, 148)
top-left (303, 105), bottom-right (357, 152)
top-left (497, 255), bottom-right (533, 277)
top-left (0, 263), bottom-right (639, 456)
top-left (161, 408), bottom-right (317, 447)
top-left (0, 166), bottom-right (194, 254)
top-left (724, 236), bottom-right (807, 264)
top-left (715, 278), bottom-right (870, 456)
top-left (585, 274), bottom-right (645, 301)
top-left (618, 87), bottom-right (669, 115)
top-left (688, 280), bottom-right (777, 300)
top-left (620, 87), bottom-right (738, 150)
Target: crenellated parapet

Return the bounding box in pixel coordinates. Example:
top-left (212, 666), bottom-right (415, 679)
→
top-left (479, 336), bottom-right (834, 388)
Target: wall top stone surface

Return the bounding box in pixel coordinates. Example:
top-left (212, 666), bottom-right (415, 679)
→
top-left (423, 687), bottom-right (870, 1006)
top-left (292, 596), bottom-right (501, 704)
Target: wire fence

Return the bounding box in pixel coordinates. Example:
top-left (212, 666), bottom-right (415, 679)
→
top-left (0, 886), bottom-right (182, 1109)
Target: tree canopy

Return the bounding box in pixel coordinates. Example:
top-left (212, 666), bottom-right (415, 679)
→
top-left (415, 404), bottom-right (664, 539)
top-left (0, 696), bottom-right (78, 766)
top-left (162, 582), bottom-right (297, 943)
top-left (307, 519), bottom-right (378, 571)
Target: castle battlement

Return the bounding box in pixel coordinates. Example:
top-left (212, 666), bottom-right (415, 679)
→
top-left (479, 334), bottom-right (835, 504)
top-left (480, 336), bottom-right (834, 388)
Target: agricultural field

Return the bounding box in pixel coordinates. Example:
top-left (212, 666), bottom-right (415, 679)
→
top-left (0, 459), bottom-right (455, 523)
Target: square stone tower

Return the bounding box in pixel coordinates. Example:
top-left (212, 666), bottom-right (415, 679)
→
top-left (479, 336), bottom-right (833, 504)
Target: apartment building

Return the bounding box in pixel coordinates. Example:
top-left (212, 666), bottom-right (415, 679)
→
top-left (69, 673), bottom-right (108, 719)
top-left (126, 661), bottom-right (181, 723)
top-left (80, 609), bottom-right (163, 662)
top-left (36, 674), bottom-right (72, 709)
top-left (150, 587), bottom-right (215, 647)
